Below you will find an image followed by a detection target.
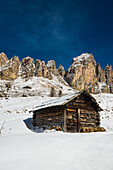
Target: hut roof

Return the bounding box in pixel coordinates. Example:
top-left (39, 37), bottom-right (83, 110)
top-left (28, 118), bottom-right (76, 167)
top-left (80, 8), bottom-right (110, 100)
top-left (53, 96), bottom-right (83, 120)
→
top-left (32, 90), bottom-right (103, 112)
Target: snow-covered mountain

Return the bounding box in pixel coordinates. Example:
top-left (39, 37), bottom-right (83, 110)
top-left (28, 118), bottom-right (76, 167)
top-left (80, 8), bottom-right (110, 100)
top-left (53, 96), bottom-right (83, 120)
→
top-left (0, 52), bottom-right (73, 97)
top-left (1, 52), bottom-right (113, 170)
top-left (0, 75), bottom-right (75, 97)
top-left (1, 52), bottom-right (113, 96)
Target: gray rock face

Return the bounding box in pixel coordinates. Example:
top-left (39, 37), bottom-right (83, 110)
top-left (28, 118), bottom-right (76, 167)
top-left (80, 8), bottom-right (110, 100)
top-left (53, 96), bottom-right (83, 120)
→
top-left (104, 64), bottom-right (113, 84)
top-left (47, 60), bottom-right (56, 70)
top-left (65, 53), bottom-right (97, 91)
top-left (96, 63), bottom-right (106, 83)
top-left (20, 56), bottom-right (35, 79)
top-left (0, 52), bottom-right (8, 66)
top-left (35, 60), bottom-right (55, 79)
top-left (65, 53), bottom-right (113, 93)
top-left (0, 52), bottom-right (65, 82)
top-left (35, 59), bottom-right (65, 80)
top-left (35, 60), bottom-right (47, 77)
top-left (0, 54), bottom-right (20, 80)
top-left (58, 64), bottom-right (65, 78)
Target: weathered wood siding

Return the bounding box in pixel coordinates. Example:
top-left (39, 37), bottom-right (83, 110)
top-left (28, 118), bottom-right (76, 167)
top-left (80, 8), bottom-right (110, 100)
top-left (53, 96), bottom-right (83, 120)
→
top-left (32, 92), bottom-right (101, 132)
top-left (66, 93), bottom-right (100, 132)
top-left (33, 106), bottom-right (64, 130)
top-left (66, 108), bottom-right (78, 132)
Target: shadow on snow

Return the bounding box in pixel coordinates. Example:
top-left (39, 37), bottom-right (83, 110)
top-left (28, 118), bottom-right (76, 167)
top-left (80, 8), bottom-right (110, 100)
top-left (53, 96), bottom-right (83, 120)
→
top-left (23, 118), bottom-right (46, 133)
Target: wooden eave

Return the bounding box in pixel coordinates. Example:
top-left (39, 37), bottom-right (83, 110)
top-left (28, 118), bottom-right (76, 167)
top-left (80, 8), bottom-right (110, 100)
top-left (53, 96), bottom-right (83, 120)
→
top-left (62, 90), bottom-right (103, 111)
top-left (32, 90), bottom-right (103, 113)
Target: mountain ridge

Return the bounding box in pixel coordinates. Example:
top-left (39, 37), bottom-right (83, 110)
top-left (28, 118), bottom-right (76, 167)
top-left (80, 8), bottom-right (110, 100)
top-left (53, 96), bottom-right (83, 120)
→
top-left (0, 52), bottom-right (113, 94)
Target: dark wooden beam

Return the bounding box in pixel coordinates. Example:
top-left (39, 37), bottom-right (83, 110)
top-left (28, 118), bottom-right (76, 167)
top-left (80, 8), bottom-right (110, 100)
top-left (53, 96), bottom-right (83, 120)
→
top-left (77, 108), bottom-right (80, 132)
top-left (63, 107), bottom-right (67, 132)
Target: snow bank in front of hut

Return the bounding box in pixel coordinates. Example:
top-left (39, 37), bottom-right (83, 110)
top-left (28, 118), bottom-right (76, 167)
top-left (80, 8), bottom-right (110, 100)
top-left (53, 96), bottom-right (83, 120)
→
top-left (0, 93), bottom-right (113, 170)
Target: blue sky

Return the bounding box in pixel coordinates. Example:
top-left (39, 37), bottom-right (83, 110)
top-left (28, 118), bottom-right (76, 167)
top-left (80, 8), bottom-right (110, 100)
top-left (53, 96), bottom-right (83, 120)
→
top-left (0, 0), bottom-right (113, 70)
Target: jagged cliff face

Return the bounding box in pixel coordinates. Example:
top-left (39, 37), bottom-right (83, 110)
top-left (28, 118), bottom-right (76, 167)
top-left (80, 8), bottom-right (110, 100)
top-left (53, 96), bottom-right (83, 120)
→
top-left (58, 64), bottom-right (65, 78)
top-left (1, 52), bottom-right (113, 94)
top-left (0, 52), bottom-right (8, 66)
top-left (35, 60), bottom-right (57, 79)
top-left (20, 56), bottom-right (35, 79)
top-left (0, 53), bottom-right (69, 98)
top-left (35, 60), bottom-right (47, 77)
top-left (0, 53), bottom-right (20, 80)
top-left (65, 53), bottom-right (97, 90)
top-left (0, 53), bottom-right (65, 83)
top-left (96, 63), bottom-right (106, 83)
top-left (65, 53), bottom-right (113, 93)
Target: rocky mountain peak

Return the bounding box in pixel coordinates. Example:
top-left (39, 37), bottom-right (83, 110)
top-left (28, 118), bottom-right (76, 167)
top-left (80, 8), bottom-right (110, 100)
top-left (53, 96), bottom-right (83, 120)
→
top-left (58, 64), bottom-right (65, 78)
top-left (0, 52), bottom-right (8, 67)
top-left (20, 56), bottom-right (35, 79)
top-left (0, 54), bottom-right (20, 80)
top-left (72, 53), bottom-right (96, 66)
top-left (0, 52), bottom-right (66, 83)
top-left (105, 64), bottom-right (109, 68)
top-left (47, 60), bottom-right (56, 70)
top-left (35, 59), bottom-right (47, 78)
top-left (65, 53), bottom-right (113, 93)
top-left (1, 52), bottom-right (113, 94)
top-left (65, 53), bottom-right (97, 91)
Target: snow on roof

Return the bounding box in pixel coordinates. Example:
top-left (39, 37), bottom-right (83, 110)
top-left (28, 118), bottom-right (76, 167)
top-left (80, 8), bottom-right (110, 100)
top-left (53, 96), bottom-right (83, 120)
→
top-left (31, 90), bottom-right (103, 112)
top-left (32, 92), bottom-right (79, 112)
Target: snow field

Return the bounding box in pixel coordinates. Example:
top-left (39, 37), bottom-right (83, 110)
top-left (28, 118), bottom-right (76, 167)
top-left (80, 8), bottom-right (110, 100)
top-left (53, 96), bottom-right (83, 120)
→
top-left (0, 93), bottom-right (113, 170)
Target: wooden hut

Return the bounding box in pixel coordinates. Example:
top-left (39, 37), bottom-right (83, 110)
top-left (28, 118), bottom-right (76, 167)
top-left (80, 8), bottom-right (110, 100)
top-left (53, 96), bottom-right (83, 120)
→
top-left (32, 90), bottom-right (105, 132)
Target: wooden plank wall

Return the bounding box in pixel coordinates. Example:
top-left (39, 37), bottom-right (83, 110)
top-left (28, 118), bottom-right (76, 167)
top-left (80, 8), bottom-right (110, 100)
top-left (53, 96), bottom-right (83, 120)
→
top-left (66, 94), bottom-right (100, 131)
top-left (33, 93), bottom-right (100, 132)
top-left (66, 108), bottom-right (78, 132)
top-left (33, 106), bottom-right (64, 130)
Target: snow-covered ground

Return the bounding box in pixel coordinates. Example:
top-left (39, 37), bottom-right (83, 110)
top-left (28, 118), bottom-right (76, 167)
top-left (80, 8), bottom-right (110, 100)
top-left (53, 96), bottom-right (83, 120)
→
top-left (93, 93), bottom-right (113, 131)
top-left (0, 75), bottom-right (73, 97)
top-left (0, 93), bottom-right (113, 170)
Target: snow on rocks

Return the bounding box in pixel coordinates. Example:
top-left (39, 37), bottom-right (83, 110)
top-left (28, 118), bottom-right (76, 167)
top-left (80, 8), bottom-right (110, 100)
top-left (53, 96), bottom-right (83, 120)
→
top-left (73, 53), bottom-right (91, 64)
top-left (0, 75), bottom-right (74, 97)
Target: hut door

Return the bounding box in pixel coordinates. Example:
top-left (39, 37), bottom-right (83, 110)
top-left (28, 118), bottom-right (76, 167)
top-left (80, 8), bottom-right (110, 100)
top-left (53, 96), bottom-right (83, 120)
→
top-left (66, 108), bottom-right (78, 132)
